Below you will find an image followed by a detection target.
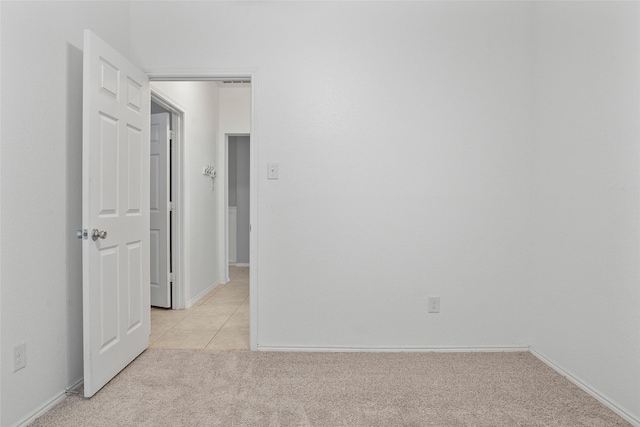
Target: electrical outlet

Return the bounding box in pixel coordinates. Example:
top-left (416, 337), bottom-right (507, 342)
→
top-left (14, 342), bottom-right (26, 372)
top-left (428, 296), bottom-right (440, 314)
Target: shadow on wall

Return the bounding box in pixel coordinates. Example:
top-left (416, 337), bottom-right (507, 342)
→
top-left (65, 43), bottom-right (84, 384)
top-left (228, 135), bottom-right (250, 265)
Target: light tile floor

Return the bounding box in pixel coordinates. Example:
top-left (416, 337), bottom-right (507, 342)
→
top-left (149, 266), bottom-right (249, 350)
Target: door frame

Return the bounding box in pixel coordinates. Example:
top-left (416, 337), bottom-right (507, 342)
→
top-left (148, 71), bottom-right (258, 350)
top-left (150, 88), bottom-right (186, 309)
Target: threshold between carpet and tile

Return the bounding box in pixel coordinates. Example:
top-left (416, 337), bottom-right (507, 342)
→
top-left (150, 265), bottom-right (249, 350)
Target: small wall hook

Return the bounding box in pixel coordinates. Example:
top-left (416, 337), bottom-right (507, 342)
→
top-left (203, 165), bottom-right (216, 190)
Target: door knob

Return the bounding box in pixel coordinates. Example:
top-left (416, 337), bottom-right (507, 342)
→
top-left (91, 229), bottom-right (107, 241)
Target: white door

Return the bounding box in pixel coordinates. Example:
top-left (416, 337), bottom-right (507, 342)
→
top-left (150, 112), bottom-right (171, 307)
top-left (82, 30), bottom-right (150, 398)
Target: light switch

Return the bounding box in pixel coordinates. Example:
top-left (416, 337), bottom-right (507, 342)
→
top-left (267, 163), bottom-right (279, 180)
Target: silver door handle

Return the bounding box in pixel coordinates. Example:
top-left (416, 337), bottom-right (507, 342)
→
top-left (91, 229), bottom-right (107, 241)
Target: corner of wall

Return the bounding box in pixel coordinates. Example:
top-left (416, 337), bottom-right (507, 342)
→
top-left (530, 1), bottom-right (640, 421)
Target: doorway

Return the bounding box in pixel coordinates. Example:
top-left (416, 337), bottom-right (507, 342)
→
top-left (147, 78), bottom-right (256, 351)
top-left (226, 135), bottom-right (250, 269)
top-left (81, 31), bottom-right (258, 399)
top-left (147, 81), bottom-right (253, 350)
top-left (149, 90), bottom-right (185, 309)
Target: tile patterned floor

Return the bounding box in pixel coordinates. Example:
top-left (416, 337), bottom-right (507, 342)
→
top-left (149, 266), bottom-right (249, 350)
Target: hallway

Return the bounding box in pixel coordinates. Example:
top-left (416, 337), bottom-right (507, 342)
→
top-left (149, 266), bottom-right (249, 350)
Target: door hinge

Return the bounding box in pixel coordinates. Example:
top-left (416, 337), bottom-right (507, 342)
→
top-left (169, 130), bottom-right (175, 139)
top-left (168, 272), bottom-right (174, 283)
top-left (168, 201), bottom-right (175, 212)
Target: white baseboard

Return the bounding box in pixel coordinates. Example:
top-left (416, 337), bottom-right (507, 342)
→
top-left (230, 263), bottom-right (249, 267)
top-left (530, 346), bottom-right (639, 426)
top-left (185, 281), bottom-right (220, 309)
top-left (257, 345), bottom-right (529, 353)
top-left (14, 377), bottom-right (83, 427)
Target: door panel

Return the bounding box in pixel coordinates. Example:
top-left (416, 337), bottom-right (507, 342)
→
top-left (150, 112), bottom-right (171, 307)
top-left (127, 241), bottom-right (143, 330)
top-left (127, 126), bottom-right (143, 214)
top-left (82, 30), bottom-right (150, 398)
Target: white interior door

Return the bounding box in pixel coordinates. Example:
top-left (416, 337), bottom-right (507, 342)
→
top-left (150, 112), bottom-right (171, 307)
top-left (82, 30), bottom-right (150, 398)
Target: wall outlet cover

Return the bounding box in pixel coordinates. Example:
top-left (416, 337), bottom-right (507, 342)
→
top-left (428, 296), bottom-right (440, 313)
top-left (14, 342), bottom-right (26, 372)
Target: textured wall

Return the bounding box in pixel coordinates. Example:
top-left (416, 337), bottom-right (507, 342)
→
top-left (1, 2), bottom-right (637, 425)
top-left (531, 1), bottom-right (640, 420)
top-left (0, 2), bottom-right (131, 425)
top-left (131, 1), bottom-right (535, 348)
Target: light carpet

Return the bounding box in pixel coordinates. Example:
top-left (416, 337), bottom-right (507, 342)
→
top-left (31, 349), bottom-right (629, 426)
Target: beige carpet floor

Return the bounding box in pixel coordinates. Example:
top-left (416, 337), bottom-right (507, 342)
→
top-left (32, 350), bottom-right (628, 426)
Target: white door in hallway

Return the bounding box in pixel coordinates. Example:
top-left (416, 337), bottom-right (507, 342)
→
top-left (150, 112), bottom-right (171, 307)
top-left (82, 30), bottom-right (150, 398)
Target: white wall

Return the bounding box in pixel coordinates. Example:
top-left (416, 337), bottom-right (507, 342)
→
top-left (228, 138), bottom-right (238, 207)
top-left (219, 86), bottom-right (251, 136)
top-left (531, 1), bottom-right (640, 421)
top-left (131, 1), bottom-right (535, 349)
top-left (0, 2), bottom-right (638, 425)
top-left (0, 2), bottom-right (131, 426)
top-left (150, 81), bottom-right (222, 305)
